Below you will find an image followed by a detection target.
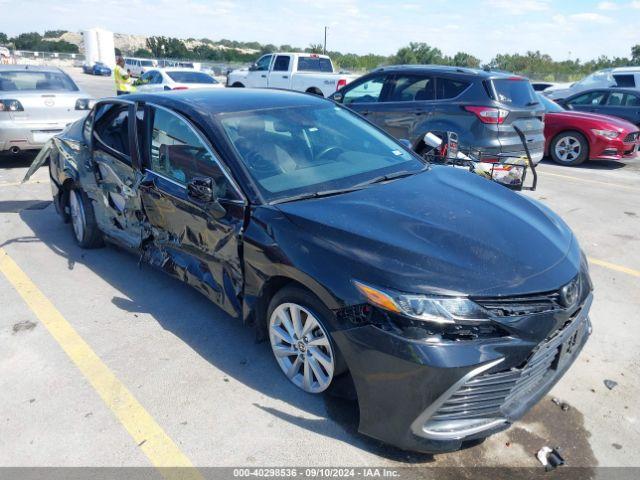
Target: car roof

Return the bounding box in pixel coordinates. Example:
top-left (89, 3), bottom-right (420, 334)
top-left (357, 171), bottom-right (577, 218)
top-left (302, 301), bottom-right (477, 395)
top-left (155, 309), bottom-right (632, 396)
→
top-left (0, 64), bottom-right (64, 73)
top-left (126, 88), bottom-right (327, 116)
top-left (155, 67), bottom-right (201, 72)
top-left (371, 64), bottom-right (516, 79)
top-left (572, 87), bottom-right (640, 95)
top-left (611, 66), bottom-right (640, 73)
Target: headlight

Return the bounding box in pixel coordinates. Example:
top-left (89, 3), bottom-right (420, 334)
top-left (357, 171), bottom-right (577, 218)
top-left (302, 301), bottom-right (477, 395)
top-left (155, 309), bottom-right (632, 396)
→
top-left (353, 281), bottom-right (488, 324)
top-left (75, 98), bottom-right (95, 110)
top-left (591, 129), bottom-right (619, 139)
top-left (0, 99), bottom-right (24, 112)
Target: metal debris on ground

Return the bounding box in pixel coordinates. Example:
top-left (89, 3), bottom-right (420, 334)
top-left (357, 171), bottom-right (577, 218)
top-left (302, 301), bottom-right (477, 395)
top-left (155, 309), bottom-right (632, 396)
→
top-left (604, 379), bottom-right (618, 390)
top-left (536, 446), bottom-right (565, 471)
top-left (551, 397), bottom-right (570, 411)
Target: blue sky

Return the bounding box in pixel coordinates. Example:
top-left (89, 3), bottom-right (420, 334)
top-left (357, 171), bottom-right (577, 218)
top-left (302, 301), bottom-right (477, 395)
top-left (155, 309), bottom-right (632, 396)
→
top-left (3, 0), bottom-right (639, 62)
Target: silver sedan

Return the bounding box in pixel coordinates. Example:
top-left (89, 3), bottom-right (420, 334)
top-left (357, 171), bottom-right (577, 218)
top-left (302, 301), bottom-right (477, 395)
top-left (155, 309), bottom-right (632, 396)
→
top-left (0, 65), bottom-right (94, 155)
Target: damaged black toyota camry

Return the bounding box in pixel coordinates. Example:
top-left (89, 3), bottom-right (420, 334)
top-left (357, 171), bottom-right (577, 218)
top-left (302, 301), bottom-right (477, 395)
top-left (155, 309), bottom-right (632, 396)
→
top-left (26, 89), bottom-right (593, 453)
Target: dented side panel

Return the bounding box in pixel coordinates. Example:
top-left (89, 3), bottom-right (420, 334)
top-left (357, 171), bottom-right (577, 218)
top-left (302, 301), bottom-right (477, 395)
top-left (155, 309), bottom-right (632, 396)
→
top-left (140, 171), bottom-right (244, 318)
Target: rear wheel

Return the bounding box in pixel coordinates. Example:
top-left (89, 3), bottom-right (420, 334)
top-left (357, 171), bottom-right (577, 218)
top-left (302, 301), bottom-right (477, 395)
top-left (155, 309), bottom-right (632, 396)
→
top-left (68, 189), bottom-right (103, 248)
top-left (550, 131), bottom-right (588, 166)
top-left (267, 286), bottom-right (344, 394)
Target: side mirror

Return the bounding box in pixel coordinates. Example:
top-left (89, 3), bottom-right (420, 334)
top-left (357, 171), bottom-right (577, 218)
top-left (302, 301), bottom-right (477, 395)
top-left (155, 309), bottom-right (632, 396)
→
top-left (248, 64), bottom-right (258, 72)
top-left (331, 92), bottom-right (343, 103)
top-left (187, 176), bottom-right (214, 202)
top-left (187, 176), bottom-right (227, 218)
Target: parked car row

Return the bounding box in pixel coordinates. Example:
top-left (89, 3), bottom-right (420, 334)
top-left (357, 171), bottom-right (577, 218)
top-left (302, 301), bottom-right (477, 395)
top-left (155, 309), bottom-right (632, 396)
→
top-left (24, 88), bottom-right (594, 455)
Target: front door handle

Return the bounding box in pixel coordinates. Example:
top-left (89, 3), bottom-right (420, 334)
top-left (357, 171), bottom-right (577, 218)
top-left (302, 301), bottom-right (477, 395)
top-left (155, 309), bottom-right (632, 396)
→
top-left (261, 74), bottom-right (267, 78)
top-left (282, 75), bottom-right (288, 79)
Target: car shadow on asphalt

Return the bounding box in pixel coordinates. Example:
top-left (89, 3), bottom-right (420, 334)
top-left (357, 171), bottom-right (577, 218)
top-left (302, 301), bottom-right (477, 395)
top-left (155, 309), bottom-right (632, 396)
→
top-left (539, 157), bottom-right (630, 171)
top-left (15, 206), bottom-right (441, 465)
top-left (0, 151), bottom-right (38, 168)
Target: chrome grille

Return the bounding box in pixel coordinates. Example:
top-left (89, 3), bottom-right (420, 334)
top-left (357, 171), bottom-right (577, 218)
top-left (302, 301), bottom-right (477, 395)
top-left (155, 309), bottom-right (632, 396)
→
top-left (430, 315), bottom-right (587, 422)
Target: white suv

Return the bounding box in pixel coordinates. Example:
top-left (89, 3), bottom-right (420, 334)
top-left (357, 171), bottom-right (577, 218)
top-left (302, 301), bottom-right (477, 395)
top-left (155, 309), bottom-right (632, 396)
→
top-left (545, 67), bottom-right (640, 100)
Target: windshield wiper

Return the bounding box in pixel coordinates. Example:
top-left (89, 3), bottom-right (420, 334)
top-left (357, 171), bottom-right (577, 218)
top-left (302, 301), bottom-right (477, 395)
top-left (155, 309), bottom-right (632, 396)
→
top-left (272, 185), bottom-right (365, 204)
top-left (352, 165), bottom-right (429, 189)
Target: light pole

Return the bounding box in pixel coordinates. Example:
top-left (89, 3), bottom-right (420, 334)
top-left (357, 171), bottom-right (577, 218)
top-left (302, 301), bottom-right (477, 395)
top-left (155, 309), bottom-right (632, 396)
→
top-left (323, 26), bottom-right (328, 55)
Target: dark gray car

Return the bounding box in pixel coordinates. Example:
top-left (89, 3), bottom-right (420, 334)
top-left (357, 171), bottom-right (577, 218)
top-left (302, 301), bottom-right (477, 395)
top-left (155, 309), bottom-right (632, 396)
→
top-left (331, 65), bottom-right (545, 164)
top-left (559, 88), bottom-right (640, 126)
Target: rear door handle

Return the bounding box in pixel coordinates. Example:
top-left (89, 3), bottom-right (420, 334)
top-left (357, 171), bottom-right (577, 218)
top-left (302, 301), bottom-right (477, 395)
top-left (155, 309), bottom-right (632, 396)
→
top-left (261, 74), bottom-right (266, 78)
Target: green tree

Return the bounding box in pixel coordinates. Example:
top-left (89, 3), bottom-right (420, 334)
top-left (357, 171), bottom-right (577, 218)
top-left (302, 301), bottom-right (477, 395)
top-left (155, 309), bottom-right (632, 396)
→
top-left (306, 43), bottom-right (324, 54)
top-left (630, 45), bottom-right (640, 65)
top-left (391, 42), bottom-right (443, 65)
top-left (0, 32), bottom-right (8, 44)
top-left (11, 32), bottom-right (43, 50)
top-left (450, 52), bottom-right (481, 68)
top-left (44, 30), bottom-right (67, 38)
top-left (133, 48), bottom-right (153, 58)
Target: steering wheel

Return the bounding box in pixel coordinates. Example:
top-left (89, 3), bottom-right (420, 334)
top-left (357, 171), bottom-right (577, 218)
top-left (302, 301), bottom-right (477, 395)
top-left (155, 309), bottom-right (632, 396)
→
top-left (315, 146), bottom-right (344, 162)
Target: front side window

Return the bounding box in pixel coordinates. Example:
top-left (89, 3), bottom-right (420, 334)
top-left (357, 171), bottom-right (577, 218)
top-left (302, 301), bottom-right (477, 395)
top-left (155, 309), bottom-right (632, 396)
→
top-left (218, 104), bottom-right (424, 202)
top-left (386, 75), bottom-right (435, 102)
top-left (273, 55), bottom-right (291, 72)
top-left (149, 107), bottom-right (238, 199)
top-left (343, 76), bottom-right (385, 105)
top-left (93, 103), bottom-right (130, 161)
top-left (569, 91), bottom-right (606, 106)
top-left (255, 55), bottom-right (272, 71)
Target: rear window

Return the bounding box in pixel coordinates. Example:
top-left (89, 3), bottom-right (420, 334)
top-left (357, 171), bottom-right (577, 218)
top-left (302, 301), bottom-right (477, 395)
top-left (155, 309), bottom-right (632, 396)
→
top-left (166, 71), bottom-right (218, 84)
top-left (490, 78), bottom-right (536, 107)
top-left (613, 74), bottom-right (636, 88)
top-left (0, 71), bottom-right (78, 92)
top-left (297, 57), bottom-right (333, 73)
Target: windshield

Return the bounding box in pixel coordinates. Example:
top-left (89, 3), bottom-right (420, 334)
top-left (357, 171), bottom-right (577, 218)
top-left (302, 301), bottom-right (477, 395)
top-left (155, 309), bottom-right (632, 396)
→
top-left (491, 78), bottom-right (536, 107)
top-left (537, 94), bottom-right (564, 113)
top-left (0, 70), bottom-right (78, 92)
top-left (219, 104), bottom-right (425, 202)
top-left (167, 71), bottom-right (218, 84)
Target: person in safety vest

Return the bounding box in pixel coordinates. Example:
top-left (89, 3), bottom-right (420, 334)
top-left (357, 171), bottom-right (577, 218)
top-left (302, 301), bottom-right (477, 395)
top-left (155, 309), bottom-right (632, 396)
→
top-left (114, 56), bottom-right (135, 95)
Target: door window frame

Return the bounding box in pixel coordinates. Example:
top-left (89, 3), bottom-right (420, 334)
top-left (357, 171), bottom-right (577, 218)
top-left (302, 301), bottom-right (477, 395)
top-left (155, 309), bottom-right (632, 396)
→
top-left (143, 102), bottom-right (246, 204)
top-left (91, 99), bottom-right (141, 170)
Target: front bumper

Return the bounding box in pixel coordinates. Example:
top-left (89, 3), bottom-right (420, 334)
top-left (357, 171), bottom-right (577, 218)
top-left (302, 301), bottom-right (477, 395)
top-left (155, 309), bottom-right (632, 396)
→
top-left (332, 293), bottom-right (592, 453)
top-left (591, 139), bottom-right (639, 161)
top-left (0, 119), bottom-right (70, 152)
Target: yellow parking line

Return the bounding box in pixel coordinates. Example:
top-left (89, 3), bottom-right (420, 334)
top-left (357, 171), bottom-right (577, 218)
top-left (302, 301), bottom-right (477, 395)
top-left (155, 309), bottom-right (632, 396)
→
top-left (589, 257), bottom-right (640, 278)
top-left (0, 248), bottom-right (202, 479)
top-left (538, 171), bottom-right (638, 192)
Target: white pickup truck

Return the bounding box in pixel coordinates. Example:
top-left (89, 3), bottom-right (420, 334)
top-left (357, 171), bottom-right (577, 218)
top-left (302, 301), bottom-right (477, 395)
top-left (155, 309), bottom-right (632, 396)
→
top-left (226, 53), bottom-right (357, 97)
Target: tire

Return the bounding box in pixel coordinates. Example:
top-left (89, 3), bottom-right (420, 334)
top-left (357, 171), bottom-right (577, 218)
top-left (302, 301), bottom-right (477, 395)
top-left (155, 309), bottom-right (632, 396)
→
top-left (550, 131), bottom-right (588, 166)
top-left (267, 285), bottom-right (347, 394)
top-left (68, 188), bottom-right (103, 249)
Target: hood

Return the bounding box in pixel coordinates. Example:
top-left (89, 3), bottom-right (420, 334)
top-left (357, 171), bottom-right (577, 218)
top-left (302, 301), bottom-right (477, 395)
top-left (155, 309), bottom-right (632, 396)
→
top-left (276, 166), bottom-right (580, 297)
top-left (546, 111), bottom-right (639, 131)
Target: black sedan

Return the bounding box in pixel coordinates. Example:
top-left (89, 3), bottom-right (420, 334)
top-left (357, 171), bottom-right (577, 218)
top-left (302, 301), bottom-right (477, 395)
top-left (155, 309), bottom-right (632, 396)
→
top-left (559, 87), bottom-right (640, 126)
top-left (25, 89), bottom-right (593, 453)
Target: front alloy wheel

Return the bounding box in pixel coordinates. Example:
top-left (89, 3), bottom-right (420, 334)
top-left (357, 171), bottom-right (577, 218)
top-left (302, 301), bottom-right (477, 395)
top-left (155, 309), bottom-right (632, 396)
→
top-left (269, 302), bottom-right (335, 393)
top-left (551, 131), bottom-right (588, 166)
top-left (69, 189), bottom-right (87, 243)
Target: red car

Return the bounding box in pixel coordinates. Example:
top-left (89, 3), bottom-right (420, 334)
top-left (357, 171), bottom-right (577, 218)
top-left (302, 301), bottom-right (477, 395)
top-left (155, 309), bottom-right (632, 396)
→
top-left (538, 94), bottom-right (640, 166)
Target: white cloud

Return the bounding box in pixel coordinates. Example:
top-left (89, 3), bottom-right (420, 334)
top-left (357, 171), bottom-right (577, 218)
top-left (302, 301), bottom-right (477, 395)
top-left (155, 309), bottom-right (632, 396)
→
top-left (630, 0), bottom-right (640, 8)
top-left (485, 0), bottom-right (550, 14)
top-left (568, 12), bottom-right (614, 23)
top-left (597, 1), bottom-right (618, 9)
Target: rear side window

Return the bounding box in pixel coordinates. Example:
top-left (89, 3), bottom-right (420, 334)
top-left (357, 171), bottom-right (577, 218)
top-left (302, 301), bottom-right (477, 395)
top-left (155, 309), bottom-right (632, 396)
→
top-left (0, 71), bottom-right (78, 92)
top-left (606, 92), bottom-right (640, 107)
top-left (436, 78), bottom-right (469, 99)
top-left (568, 91), bottom-right (606, 106)
top-left (490, 79), bottom-right (536, 107)
top-left (297, 57), bottom-right (333, 72)
top-left (613, 74), bottom-right (636, 88)
top-left (93, 104), bottom-right (131, 161)
top-left (166, 71), bottom-right (217, 84)
top-left (273, 56), bottom-right (291, 72)
top-left (386, 75), bottom-right (434, 102)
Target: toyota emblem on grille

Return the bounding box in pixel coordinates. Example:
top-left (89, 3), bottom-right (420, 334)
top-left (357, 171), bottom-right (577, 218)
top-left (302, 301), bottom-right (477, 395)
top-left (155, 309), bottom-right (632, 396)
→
top-left (560, 277), bottom-right (581, 308)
